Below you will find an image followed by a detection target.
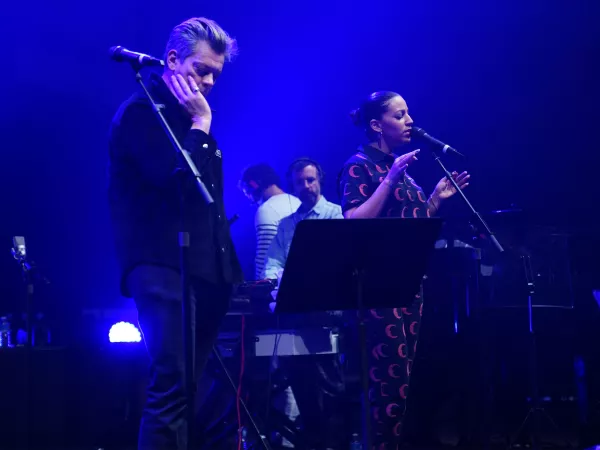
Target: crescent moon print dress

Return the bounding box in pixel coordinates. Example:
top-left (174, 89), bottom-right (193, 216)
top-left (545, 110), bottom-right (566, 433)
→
top-left (338, 144), bottom-right (427, 449)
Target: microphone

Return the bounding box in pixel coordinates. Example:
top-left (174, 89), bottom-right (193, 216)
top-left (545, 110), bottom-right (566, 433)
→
top-left (411, 126), bottom-right (465, 158)
top-left (11, 236), bottom-right (26, 260)
top-left (109, 46), bottom-right (164, 68)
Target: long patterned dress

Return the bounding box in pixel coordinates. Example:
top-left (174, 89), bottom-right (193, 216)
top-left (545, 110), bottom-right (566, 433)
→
top-left (339, 144), bottom-right (429, 449)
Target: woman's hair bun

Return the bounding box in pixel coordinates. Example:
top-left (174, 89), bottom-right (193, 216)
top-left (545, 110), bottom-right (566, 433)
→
top-left (349, 107), bottom-right (362, 127)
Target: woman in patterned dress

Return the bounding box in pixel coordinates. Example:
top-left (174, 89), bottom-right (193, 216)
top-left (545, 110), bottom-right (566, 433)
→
top-left (338, 91), bottom-right (469, 449)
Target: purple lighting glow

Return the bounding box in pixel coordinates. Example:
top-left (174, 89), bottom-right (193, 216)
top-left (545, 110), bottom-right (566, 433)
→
top-left (108, 321), bottom-right (142, 343)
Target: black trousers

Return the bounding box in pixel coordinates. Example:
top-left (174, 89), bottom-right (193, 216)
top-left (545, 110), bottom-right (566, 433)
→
top-left (127, 265), bottom-right (232, 450)
top-left (283, 354), bottom-right (347, 449)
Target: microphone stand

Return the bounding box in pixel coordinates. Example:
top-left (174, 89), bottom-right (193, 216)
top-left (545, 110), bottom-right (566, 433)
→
top-left (11, 238), bottom-right (49, 450)
top-left (428, 150), bottom-right (503, 450)
top-left (129, 63), bottom-right (212, 450)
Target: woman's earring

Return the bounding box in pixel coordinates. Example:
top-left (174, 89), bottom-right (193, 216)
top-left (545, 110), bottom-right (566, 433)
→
top-left (378, 131), bottom-right (383, 149)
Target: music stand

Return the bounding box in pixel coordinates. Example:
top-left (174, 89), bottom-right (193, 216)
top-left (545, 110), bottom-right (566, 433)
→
top-left (275, 218), bottom-right (442, 450)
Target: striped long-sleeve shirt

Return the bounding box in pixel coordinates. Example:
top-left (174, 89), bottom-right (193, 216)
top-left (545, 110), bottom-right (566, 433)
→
top-left (254, 193), bottom-right (301, 280)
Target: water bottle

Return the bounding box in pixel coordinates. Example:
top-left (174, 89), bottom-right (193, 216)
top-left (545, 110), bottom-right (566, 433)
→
top-left (15, 313), bottom-right (28, 346)
top-left (240, 426), bottom-right (249, 450)
top-left (0, 316), bottom-right (12, 348)
top-left (350, 432), bottom-right (362, 450)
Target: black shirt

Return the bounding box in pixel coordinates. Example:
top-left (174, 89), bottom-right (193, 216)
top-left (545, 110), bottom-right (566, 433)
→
top-left (338, 144), bottom-right (430, 218)
top-left (108, 73), bottom-right (243, 295)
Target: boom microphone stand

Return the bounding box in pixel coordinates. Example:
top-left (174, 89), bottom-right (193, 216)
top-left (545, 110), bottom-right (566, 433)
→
top-left (415, 130), bottom-right (504, 449)
top-left (11, 236), bottom-right (49, 449)
top-left (427, 148), bottom-right (504, 449)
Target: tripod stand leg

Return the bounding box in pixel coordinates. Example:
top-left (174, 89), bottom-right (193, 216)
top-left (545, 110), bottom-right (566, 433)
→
top-left (539, 408), bottom-right (576, 449)
top-left (212, 345), bottom-right (272, 450)
top-left (512, 408), bottom-right (535, 448)
top-left (512, 407), bottom-right (576, 450)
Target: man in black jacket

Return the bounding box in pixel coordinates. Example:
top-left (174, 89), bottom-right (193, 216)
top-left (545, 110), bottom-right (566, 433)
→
top-left (108, 17), bottom-right (242, 450)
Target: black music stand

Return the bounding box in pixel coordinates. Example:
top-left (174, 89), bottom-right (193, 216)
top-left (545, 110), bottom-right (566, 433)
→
top-left (275, 218), bottom-right (442, 450)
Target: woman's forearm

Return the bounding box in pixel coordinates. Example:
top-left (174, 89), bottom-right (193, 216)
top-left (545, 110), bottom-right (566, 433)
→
top-left (344, 180), bottom-right (393, 219)
top-left (427, 194), bottom-right (442, 217)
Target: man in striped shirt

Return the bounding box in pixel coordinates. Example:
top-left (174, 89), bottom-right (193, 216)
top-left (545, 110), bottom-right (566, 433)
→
top-left (239, 164), bottom-right (301, 280)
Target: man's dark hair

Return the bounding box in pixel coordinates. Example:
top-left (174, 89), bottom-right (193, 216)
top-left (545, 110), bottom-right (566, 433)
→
top-left (286, 158), bottom-right (324, 185)
top-left (239, 163), bottom-right (281, 193)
